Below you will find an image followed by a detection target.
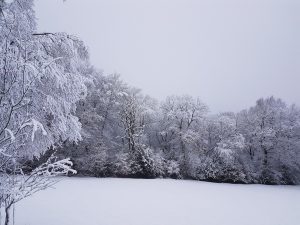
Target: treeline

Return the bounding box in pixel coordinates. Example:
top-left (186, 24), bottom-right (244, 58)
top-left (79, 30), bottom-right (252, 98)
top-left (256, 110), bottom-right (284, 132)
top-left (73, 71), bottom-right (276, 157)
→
top-left (48, 72), bottom-right (300, 185)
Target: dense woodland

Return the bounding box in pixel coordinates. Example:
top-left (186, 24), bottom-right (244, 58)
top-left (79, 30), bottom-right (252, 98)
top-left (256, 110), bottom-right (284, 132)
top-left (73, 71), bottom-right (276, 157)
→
top-left (0, 0), bottom-right (300, 224)
top-left (54, 74), bottom-right (300, 185)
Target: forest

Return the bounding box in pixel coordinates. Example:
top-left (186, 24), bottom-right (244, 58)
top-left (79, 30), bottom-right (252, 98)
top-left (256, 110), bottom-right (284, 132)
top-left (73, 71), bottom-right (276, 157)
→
top-left (0, 0), bottom-right (300, 224)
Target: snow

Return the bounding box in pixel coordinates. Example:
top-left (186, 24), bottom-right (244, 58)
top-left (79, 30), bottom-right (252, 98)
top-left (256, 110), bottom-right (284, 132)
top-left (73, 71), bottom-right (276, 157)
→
top-left (15, 178), bottom-right (300, 225)
top-left (4, 128), bottom-right (15, 142)
top-left (20, 119), bottom-right (47, 142)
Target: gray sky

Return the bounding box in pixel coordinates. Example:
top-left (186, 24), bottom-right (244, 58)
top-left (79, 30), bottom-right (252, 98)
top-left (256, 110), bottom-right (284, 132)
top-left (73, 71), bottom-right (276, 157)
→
top-left (35, 0), bottom-right (300, 113)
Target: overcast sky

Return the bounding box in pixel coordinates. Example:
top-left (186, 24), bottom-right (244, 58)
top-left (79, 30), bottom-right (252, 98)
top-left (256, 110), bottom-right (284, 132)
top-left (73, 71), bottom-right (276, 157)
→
top-left (35, 0), bottom-right (300, 113)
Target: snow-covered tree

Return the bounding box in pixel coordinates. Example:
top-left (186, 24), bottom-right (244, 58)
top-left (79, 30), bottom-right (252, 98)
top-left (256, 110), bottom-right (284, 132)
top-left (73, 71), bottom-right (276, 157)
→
top-left (157, 95), bottom-right (208, 175)
top-left (237, 97), bottom-right (300, 184)
top-left (55, 72), bottom-right (133, 176)
top-left (118, 88), bottom-right (158, 177)
top-left (0, 0), bottom-right (90, 223)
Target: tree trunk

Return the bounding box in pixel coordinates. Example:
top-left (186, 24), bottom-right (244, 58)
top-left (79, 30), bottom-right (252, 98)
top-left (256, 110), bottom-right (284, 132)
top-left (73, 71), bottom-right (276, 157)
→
top-left (179, 133), bottom-right (188, 176)
top-left (263, 147), bottom-right (268, 168)
top-left (4, 205), bottom-right (11, 225)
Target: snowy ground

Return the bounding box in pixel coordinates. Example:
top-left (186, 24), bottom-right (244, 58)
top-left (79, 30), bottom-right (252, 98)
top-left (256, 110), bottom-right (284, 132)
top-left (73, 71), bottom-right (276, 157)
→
top-left (15, 178), bottom-right (300, 225)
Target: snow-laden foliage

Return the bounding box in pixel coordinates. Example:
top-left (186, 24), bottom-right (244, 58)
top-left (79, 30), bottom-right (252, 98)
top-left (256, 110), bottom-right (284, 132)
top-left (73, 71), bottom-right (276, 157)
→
top-left (58, 91), bottom-right (300, 184)
top-left (0, 0), bottom-right (90, 223)
top-left (236, 97), bottom-right (300, 184)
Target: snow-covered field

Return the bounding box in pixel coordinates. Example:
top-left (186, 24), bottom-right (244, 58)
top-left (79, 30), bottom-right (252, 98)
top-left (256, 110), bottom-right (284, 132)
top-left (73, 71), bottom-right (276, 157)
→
top-left (16, 178), bottom-right (300, 225)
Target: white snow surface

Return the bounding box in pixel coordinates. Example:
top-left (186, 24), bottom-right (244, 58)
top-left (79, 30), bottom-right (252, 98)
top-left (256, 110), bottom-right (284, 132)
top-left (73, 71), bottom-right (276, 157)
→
top-left (16, 178), bottom-right (300, 225)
